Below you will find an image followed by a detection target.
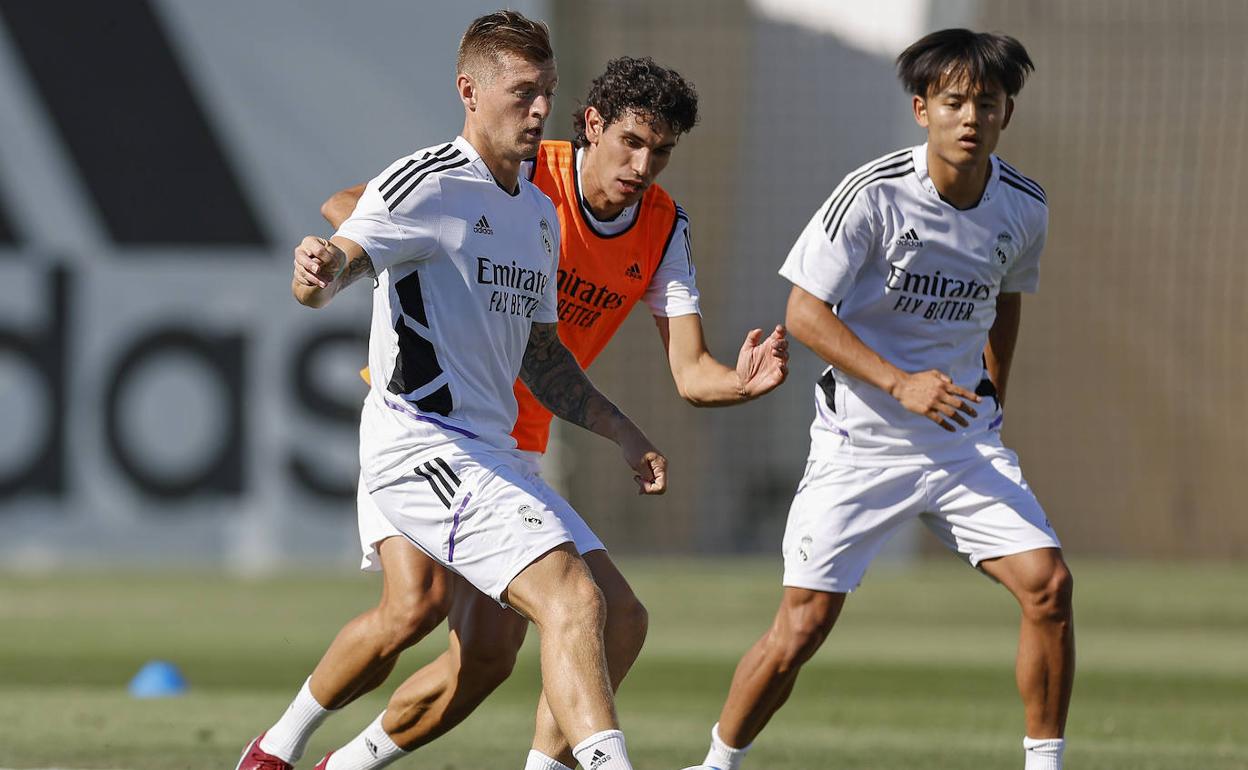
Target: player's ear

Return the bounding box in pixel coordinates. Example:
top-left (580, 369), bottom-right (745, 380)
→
top-left (457, 72), bottom-right (477, 111)
top-left (912, 94), bottom-right (929, 128)
top-left (1002, 96), bottom-right (1015, 130)
top-left (585, 106), bottom-right (605, 143)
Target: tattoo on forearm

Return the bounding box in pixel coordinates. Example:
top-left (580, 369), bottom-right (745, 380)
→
top-left (340, 252), bottom-right (377, 289)
top-left (520, 323), bottom-right (624, 433)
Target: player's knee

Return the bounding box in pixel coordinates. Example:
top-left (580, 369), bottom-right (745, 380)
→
top-left (457, 639), bottom-right (520, 691)
top-left (456, 618), bottom-right (526, 689)
top-left (608, 591), bottom-right (649, 653)
top-left (544, 576), bottom-right (607, 635)
top-left (378, 590), bottom-right (450, 654)
top-left (625, 594), bottom-right (649, 646)
top-left (774, 602), bottom-right (837, 672)
top-left (1022, 563), bottom-right (1074, 627)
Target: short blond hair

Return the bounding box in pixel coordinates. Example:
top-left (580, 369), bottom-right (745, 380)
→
top-left (457, 10), bottom-right (553, 78)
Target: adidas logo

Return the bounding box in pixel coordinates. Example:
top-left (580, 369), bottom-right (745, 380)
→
top-left (894, 227), bottom-right (923, 248)
top-left (473, 214), bottom-right (493, 235)
top-left (365, 738), bottom-right (378, 758)
top-left (589, 749), bottom-right (611, 770)
top-left (625, 262), bottom-right (643, 280)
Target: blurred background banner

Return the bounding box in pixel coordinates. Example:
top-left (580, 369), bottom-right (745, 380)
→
top-left (0, 0), bottom-right (547, 570)
top-left (0, 0), bottom-right (1244, 569)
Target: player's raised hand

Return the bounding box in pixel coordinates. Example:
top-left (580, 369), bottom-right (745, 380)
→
top-left (736, 324), bottom-right (790, 399)
top-left (892, 370), bottom-right (980, 431)
top-left (292, 236), bottom-right (345, 290)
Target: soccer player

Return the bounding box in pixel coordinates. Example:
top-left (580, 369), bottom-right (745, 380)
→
top-left (238, 55), bottom-right (788, 770)
top-left (244, 12), bottom-right (668, 770)
top-left (694, 30), bottom-right (1075, 770)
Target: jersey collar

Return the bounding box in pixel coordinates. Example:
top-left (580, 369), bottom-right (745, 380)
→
top-left (911, 142), bottom-right (1002, 209)
top-left (573, 146), bottom-right (640, 237)
top-left (453, 135), bottom-right (522, 196)
top-left (452, 135), bottom-right (482, 167)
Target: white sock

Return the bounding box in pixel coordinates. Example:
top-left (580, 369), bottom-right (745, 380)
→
top-left (524, 749), bottom-right (574, 770)
top-left (259, 678), bottom-right (334, 763)
top-left (1023, 737), bottom-right (1065, 770)
top-left (572, 729), bottom-right (632, 770)
top-left (326, 713), bottom-right (408, 770)
top-left (702, 722), bottom-right (751, 770)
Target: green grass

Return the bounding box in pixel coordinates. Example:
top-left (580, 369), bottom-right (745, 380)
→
top-left (1, 558), bottom-right (1246, 769)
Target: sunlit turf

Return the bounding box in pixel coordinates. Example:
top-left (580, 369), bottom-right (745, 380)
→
top-left (1, 558), bottom-right (1245, 769)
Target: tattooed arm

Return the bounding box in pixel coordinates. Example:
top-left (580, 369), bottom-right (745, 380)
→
top-left (291, 235), bottom-right (376, 308)
top-left (521, 322), bottom-right (668, 494)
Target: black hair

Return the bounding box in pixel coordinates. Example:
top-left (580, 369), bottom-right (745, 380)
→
top-left (571, 56), bottom-right (699, 148)
top-left (896, 29), bottom-right (1034, 98)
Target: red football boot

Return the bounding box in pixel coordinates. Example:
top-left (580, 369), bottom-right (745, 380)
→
top-left (312, 752), bottom-right (333, 770)
top-left (234, 734), bottom-right (293, 770)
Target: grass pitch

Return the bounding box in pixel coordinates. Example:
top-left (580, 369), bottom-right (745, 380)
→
top-left (1, 558), bottom-right (1245, 769)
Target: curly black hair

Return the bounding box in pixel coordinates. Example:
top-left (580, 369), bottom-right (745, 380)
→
top-left (572, 56), bottom-right (699, 148)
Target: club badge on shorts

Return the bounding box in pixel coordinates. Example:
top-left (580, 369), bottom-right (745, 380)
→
top-left (518, 504), bottom-right (543, 530)
top-left (798, 534), bottom-right (814, 562)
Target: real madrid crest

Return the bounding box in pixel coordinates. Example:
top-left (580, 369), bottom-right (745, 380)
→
top-left (518, 504), bottom-right (543, 530)
top-left (798, 534), bottom-right (813, 563)
top-left (993, 231), bottom-right (1017, 265)
top-left (539, 218), bottom-right (553, 256)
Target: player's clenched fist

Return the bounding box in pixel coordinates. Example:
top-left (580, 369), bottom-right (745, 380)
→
top-left (633, 450), bottom-right (668, 495)
top-left (616, 427), bottom-right (668, 495)
top-left (891, 369), bottom-right (981, 432)
top-left (293, 236), bottom-right (345, 290)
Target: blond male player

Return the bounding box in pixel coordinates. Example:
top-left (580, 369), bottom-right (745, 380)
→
top-left (242, 12), bottom-right (661, 770)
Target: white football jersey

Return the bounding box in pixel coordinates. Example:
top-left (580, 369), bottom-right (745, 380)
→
top-left (780, 143), bottom-right (1048, 466)
top-left (336, 136), bottom-right (560, 491)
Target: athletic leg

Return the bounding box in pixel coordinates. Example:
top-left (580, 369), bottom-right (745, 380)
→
top-left (714, 587), bottom-right (844, 749)
top-left (309, 537), bottom-right (453, 707)
top-left (527, 550), bottom-right (649, 767)
top-left (927, 444), bottom-right (1072, 768)
top-left (701, 460), bottom-right (924, 769)
top-left (380, 575), bottom-right (529, 749)
top-left (254, 537), bottom-right (452, 763)
top-left (505, 544), bottom-right (634, 770)
top-left (979, 548), bottom-right (1074, 740)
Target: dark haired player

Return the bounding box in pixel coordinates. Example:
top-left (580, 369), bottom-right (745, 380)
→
top-left (694, 29), bottom-right (1074, 770)
top-left (241, 55), bottom-right (788, 770)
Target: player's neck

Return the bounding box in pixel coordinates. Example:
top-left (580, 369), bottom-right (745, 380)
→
top-left (926, 145), bottom-right (992, 210)
top-left (460, 129), bottom-right (521, 194)
top-left (578, 147), bottom-right (627, 221)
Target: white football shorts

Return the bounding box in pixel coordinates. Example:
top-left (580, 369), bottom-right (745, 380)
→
top-left (782, 440), bottom-right (1060, 593)
top-left (358, 447), bottom-right (604, 603)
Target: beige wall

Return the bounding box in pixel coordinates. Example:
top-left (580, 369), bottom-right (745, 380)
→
top-left (975, 1), bottom-right (1248, 557)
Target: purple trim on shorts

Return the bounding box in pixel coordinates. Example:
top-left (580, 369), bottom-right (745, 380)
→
top-left (447, 492), bottom-right (473, 563)
top-left (988, 414), bottom-right (1004, 430)
top-left (385, 397), bottom-right (478, 439)
top-left (832, 426), bottom-right (850, 438)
